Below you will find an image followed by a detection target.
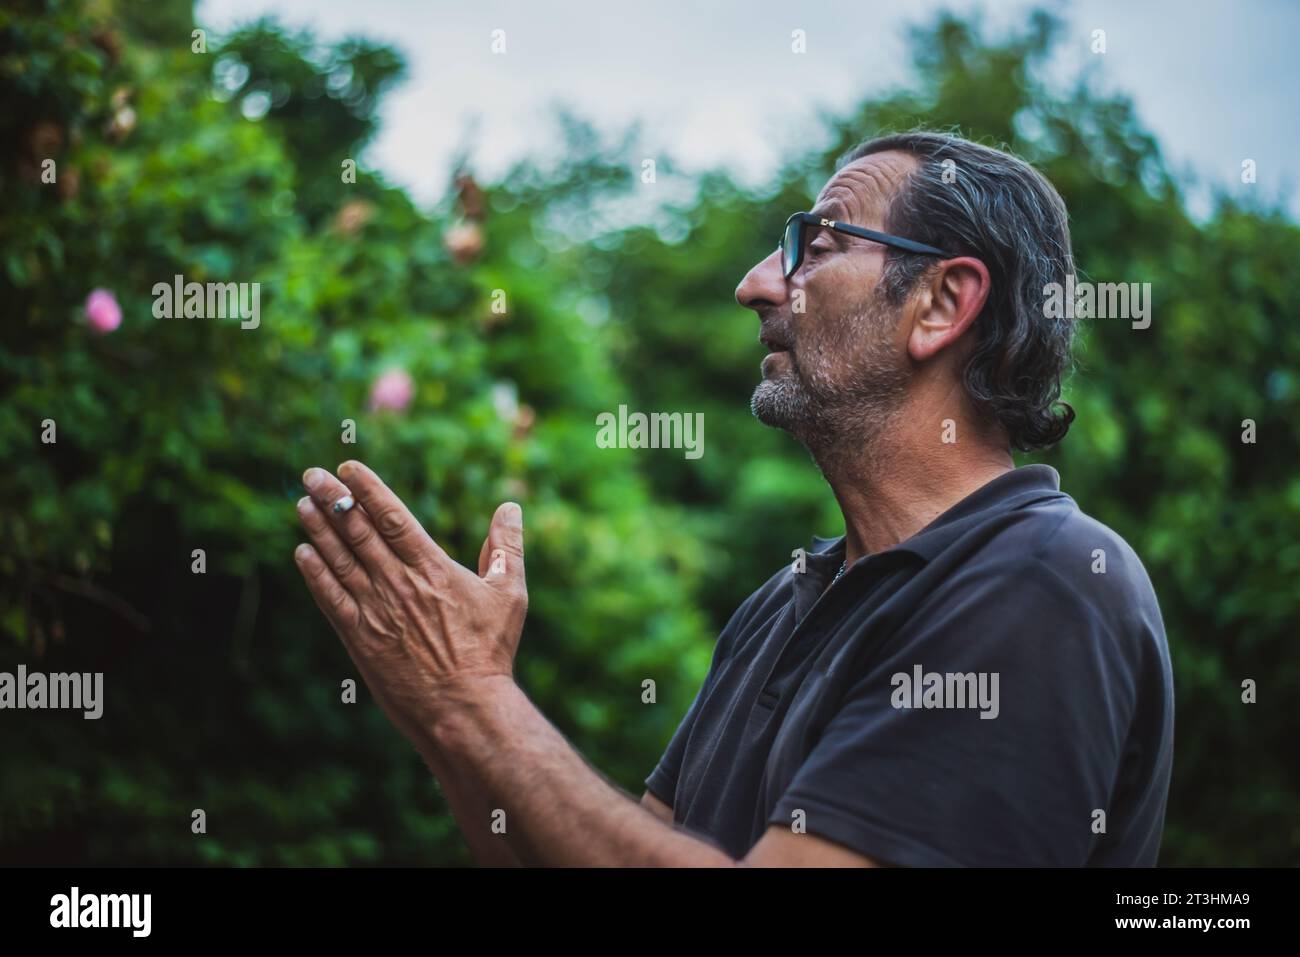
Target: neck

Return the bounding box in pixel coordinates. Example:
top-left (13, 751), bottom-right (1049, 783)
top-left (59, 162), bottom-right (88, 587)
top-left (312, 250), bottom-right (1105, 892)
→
top-left (811, 403), bottom-right (1014, 569)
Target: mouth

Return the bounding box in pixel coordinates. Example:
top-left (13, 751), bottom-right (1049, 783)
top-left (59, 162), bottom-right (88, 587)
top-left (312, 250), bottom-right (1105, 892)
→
top-left (759, 333), bottom-right (793, 377)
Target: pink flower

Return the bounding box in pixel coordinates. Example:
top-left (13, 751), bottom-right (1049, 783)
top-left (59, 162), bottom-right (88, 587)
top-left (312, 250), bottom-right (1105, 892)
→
top-left (85, 288), bottom-right (121, 334)
top-left (443, 221), bottom-right (484, 264)
top-left (368, 368), bottom-right (414, 412)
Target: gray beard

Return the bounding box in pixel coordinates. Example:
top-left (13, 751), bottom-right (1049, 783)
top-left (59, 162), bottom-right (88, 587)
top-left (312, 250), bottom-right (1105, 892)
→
top-left (750, 308), bottom-right (909, 478)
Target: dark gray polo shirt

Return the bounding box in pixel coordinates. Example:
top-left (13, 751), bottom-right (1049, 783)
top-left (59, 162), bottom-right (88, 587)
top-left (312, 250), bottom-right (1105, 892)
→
top-left (645, 464), bottom-right (1174, 866)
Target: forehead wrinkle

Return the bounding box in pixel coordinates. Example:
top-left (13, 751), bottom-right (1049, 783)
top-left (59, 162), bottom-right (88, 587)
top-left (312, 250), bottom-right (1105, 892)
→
top-left (817, 154), bottom-right (917, 228)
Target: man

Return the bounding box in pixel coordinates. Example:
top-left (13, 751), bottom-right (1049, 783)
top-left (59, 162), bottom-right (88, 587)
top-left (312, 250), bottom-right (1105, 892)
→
top-left (292, 130), bottom-right (1174, 867)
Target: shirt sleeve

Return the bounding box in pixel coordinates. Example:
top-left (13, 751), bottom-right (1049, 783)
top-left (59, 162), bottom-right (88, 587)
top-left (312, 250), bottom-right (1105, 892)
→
top-left (643, 586), bottom-right (761, 808)
top-left (643, 665), bottom-right (713, 807)
top-left (769, 558), bottom-right (1139, 866)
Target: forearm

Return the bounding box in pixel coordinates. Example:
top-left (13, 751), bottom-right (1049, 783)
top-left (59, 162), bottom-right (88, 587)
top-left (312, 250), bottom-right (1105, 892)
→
top-left (347, 657), bottom-right (523, 866)
top-left (426, 675), bottom-right (736, 867)
top-left (423, 750), bottom-right (523, 867)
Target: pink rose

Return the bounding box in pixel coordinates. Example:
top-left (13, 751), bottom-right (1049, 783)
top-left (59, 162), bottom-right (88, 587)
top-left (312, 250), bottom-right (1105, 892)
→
top-left (85, 288), bottom-right (121, 334)
top-left (369, 368), bottom-right (414, 412)
top-left (443, 221), bottom-right (484, 264)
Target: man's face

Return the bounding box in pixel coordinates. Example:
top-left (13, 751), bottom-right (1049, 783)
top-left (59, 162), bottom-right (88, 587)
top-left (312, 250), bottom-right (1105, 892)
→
top-left (737, 151), bottom-right (920, 454)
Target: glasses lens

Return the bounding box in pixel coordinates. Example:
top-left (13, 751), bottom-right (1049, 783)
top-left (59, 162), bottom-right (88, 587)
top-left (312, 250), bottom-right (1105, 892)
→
top-left (782, 218), bottom-right (801, 276)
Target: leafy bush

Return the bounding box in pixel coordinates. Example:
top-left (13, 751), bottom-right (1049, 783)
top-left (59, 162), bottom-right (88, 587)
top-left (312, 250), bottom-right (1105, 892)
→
top-left (1, 1), bottom-right (1296, 865)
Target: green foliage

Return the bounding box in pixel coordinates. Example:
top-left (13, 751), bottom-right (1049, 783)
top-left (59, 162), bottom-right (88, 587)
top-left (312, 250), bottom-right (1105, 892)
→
top-left (1, 1), bottom-right (1295, 865)
top-left (1, 0), bottom-right (708, 866)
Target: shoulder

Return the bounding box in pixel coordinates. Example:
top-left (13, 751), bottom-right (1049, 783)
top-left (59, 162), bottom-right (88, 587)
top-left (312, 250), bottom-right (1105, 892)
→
top-left (933, 494), bottom-right (1169, 678)
top-left (1014, 498), bottom-right (1164, 638)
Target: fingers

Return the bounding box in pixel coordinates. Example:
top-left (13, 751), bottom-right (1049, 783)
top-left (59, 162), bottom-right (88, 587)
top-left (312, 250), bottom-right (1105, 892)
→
top-left (294, 542), bottom-right (360, 633)
top-left (302, 466), bottom-right (398, 575)
top-left (336, 460), bottom-right (449, 568)
top-left (296, 496), bottom-right (373, 597)
top-left (483, 501), bottom-right (525, 591)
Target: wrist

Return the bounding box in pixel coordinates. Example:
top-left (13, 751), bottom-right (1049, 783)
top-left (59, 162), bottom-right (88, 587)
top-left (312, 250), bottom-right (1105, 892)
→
top-left (426, 672), bottom-right (518, 763)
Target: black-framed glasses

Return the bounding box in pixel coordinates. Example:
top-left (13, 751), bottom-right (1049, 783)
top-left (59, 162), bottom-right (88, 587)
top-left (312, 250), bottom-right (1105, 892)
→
top-left (779, 212), bottom-right (952, 278)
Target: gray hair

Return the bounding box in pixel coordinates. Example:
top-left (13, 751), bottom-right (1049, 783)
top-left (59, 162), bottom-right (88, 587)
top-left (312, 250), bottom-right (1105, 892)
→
top-left (840, 130), bottom-right (1076, 450)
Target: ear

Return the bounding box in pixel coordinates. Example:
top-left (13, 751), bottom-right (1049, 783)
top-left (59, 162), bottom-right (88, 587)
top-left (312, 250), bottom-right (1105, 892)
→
top-left (906, 257), bottom-right (990, 363)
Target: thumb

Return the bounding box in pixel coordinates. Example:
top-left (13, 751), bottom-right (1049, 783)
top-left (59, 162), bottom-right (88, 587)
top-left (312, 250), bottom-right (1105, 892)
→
top-left (483, 501), bottom-right (525, 588)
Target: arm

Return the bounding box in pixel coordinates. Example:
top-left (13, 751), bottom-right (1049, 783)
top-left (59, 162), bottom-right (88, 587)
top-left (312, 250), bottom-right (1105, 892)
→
top-left (293, 460), bottom-right (878, 867)
top-left (429, 674), bottom-right (878, 867)
top-left (429, 675), bottom-right (733, 866)
top-left (426, 751), bottom-right (522, 867)
top-left (641, 789), bottom-right (673, 824)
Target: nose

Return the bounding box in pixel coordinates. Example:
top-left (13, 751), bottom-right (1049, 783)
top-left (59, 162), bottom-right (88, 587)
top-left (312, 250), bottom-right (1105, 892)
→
top-left (735, 247), bottom-right (788, 313)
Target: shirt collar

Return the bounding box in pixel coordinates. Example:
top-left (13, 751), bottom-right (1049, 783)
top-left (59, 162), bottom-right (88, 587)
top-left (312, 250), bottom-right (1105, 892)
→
top-left (810, 464), bottom-right (1070, 566)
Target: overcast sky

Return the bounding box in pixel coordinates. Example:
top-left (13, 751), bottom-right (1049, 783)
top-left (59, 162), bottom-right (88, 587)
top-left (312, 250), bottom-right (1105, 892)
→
top-left (196, 0), bottom-right (1300, 220)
